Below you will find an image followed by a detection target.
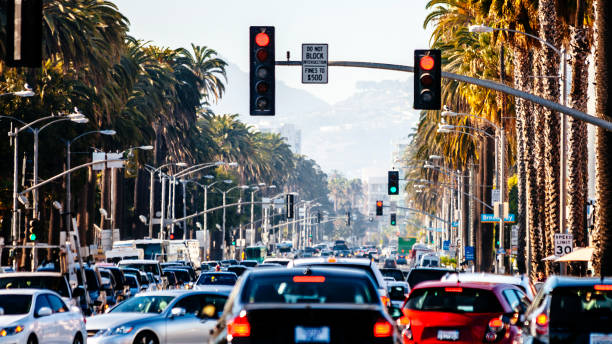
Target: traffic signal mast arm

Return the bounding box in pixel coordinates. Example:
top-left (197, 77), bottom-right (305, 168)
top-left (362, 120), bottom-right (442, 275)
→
top-left (380, 204), bottom-right (449, 223)
top-left (274, 60), bottom-right (612, 131)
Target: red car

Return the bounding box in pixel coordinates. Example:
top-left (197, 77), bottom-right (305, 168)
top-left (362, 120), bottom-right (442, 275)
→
top-left (398, 281), bottom-right (528, 343)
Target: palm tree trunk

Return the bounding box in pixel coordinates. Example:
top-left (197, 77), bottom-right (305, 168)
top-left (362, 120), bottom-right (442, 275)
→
top-left (513, 47), bottom-right (532, 274)
top-left (592, 0), bottom-right (612, 276)
top-left (567, 0), bottom-right (591, 275)
top-left (538, 0), bottom-right (562, 276)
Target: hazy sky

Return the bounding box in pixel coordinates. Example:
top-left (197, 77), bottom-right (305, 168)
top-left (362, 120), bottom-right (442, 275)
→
top-left (113, 0), bottom-right (434, 178)
top-left (114, 0), bottom-right (432, 104)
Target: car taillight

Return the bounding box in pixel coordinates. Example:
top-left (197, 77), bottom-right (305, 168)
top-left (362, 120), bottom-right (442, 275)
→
top-left (228, 311), bottom-right (251, 338)
top-left (397, 315), bottom-right (410, 327)
top-left (594, 284), bottom-right (612, 291)
top-left (488, 318), bottom-right (504, 332)
top-left (380, 295), bottom-right (390, 306)
top-left (535, 313), bottom-right (548, 335)
top-left (373, 319), bottom-right (393, 337)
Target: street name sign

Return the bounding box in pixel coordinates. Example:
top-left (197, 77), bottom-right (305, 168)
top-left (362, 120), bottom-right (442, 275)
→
top-left (465, 246), bottom-right (475, 260)
top-left (302, 44), bottom-right (328, 84)
top-left (480, 213), bottom-right (515, 223)
top-left (554, 233), bottom-right (573, 256)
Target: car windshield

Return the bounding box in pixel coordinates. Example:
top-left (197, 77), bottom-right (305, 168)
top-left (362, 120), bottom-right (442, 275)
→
top-left (381, 269), bottom-right (404, 281)
top-left (76, 269), bottom-right (100, 291)
top-left (111, 295), bottom-right (174, 314)
top-left (242, 275), bottom-right (377, 304)
top-left (0, 295), bottom-right (32, 314)
top-left (550, 286), bottom-right (612, 331)
top-left (125, 276), bottom-right (138, 288)
top-left (0, 276), bottom-right (70, 298)
top-left (406, 287), bottom-right (503, 313)
top-left (120, 263), bottom-right (160, 276)
top-left (168, 270), bottom-right (190, 283)
top-left (197, 274), bottom-right (237, 286)
top-left (389, 285), bottom-right (408, 301)
top-left (407, 269), bottom-right (453, 289)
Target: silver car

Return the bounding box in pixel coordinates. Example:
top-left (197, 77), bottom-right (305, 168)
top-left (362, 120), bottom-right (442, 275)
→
top-left (86, 289), bottom-right (229, 344)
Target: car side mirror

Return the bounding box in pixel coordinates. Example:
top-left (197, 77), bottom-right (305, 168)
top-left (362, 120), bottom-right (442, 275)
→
top-left (0, 307), bottom-right (4, 315)
top-left (171, 307), bottom-right (186, 318)
top-left (388, 305), bottom-right (403, 320)
top-left (36, 307), bottom-right (53, 317)
top-left (72, 286), bottom-right (86, 299)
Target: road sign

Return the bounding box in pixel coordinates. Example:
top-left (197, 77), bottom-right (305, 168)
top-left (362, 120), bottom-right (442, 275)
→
top-left (480, 213), bottom-right (515, 223)
top-left (302, 44), bottom-right (328, 84)
top-left (465, 246), bottom-right (474, 260)
top-left (554, 233), bottom-right (573, 256)
top-left (492, 189), bottom-right (500, 204)
top-left (443, 240), bottom-right (450, 250)
top-left (451, 221), bottom-right (458, 228)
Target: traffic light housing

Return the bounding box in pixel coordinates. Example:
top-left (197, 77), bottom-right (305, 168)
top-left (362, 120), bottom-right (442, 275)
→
top-left (28, 219), bottom-right (39, 241)
top-left (347, 212), bottom-right (351, 226)
top-left (388, 170), bottom-right (399, 195)
top-left (286, 194), bottom-right (294, 219)
top-left (414, 49), bottom-right (441, 110)
top-left (6, 0), bottom-right (42, 67)
top-left (249, 26), bottom-right (275, 116)
top-left (376, 201), bottom-right (383, 216)
top-left (317, 211), bottom-right (321, 224)
top-left (390, 213), bottom-right (397, 226)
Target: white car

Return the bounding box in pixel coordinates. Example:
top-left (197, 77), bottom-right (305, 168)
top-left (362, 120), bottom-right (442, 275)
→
top-left (0, 289), bottom-right (86, 344)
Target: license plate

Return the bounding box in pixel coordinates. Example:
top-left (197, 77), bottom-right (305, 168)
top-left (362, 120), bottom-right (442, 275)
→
top-left (295, 326), bottom-right (330, 343)
top-left (591, 333), bottom-right (612, 344)
top-left (437, 329), bottom-right (459, 341)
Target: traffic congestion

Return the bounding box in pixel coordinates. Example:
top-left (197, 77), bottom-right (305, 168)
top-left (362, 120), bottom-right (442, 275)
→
top-left (0, 239), bottom-right (610, 343)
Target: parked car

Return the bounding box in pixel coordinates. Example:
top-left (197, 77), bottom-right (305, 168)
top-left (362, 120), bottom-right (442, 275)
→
top-left (520, 276), bottom-right (612, 344)
top-left (86, 289), bottom-right (229, 344)
top-left (398, 281), bottom-right (526, 343)
top-left (0, 289), bottom-right (86, 344)
top-left (209, 266), bottom-right (401, 343)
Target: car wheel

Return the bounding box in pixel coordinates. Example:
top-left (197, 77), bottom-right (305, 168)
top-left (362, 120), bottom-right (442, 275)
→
top-left (72, 334), bottom-right (83, 344)
top-left (133, 331), bottom-right (159, 344)
top-left (27, 335), bottom-right (38, 344)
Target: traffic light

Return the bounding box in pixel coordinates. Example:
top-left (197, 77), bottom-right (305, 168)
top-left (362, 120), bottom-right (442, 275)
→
top-left (249, 26), bottom-right (275, 116)
top-left (286, 194), bottom-right (294, 219)
top-left (169, 233), bottom-right (175, 240)
top-left (317, 211), bottom-right (321, 223)
top-left (414, 49), bottom-right (441, 110)
top-left (376, 201), bottom-right (383, 216)
top-left (6, 0), bottom-right (42, 67)
top-left (28, 219), bottom-right (39, 241)
top-left (388, 170), bottom-right (399, 195)
top-left (347, 212), bottom-right (351, 226)
top-left (390, 214), bottom-right (397, 226)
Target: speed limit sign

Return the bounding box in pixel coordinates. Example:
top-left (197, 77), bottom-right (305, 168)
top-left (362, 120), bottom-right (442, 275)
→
top-left (554, 233), bottom-right (573, 256)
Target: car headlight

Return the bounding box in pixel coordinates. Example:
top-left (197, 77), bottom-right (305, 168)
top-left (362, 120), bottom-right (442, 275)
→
top-left (98, 325), bottom-right (134, 336)
top-left (0, 325), bottom-right (24, 337)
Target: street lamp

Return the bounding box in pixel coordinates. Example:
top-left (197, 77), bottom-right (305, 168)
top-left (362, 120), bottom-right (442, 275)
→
top-left (65, 129), bottom-right (116, 234)
top-left (219, 184), bottom-right (248, 258)
top-left (144, 162), bottom-right (188, 239)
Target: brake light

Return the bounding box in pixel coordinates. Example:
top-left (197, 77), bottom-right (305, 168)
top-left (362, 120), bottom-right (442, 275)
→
top-left (373, 319), bottom-right (393, 337)
top-left (488, 318), bottom-right (504, 332)
top-left (228, 312), bottom-right (251, 337)
top-left (535, 313), bottom-right (548, 326)
top-left (293, 276), bottom-right (325, 283)
top-left (594, 284), bottom-right (612, 291)
top-left (397, 315), bottom-right (410, 327)
top-left (380, 295), bottom-right (390, 306)
top-left (445, 287), bottom-right (463, 293)
top-left (327, 257), bottom-right (337, 263)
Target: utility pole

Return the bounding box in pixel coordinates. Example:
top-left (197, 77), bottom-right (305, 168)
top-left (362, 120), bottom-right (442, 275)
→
top-left (182, 180), bottom-right (187, 240)
top-left (159, 176), bottom-right (166, 239)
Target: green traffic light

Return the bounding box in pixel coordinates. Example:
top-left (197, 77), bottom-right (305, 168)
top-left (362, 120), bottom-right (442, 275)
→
top-left (390, 186), bottom-right (397, 193)
top-left (232, 241), bottom-right (236, 246)
top-left (29, 233), bottom-right (36, 241)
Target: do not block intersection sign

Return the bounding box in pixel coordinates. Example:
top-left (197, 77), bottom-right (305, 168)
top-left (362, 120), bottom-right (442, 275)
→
top-left (302, 44), bottom-right (328, 84)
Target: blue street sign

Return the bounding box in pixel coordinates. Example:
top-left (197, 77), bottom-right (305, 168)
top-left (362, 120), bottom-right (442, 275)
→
top-left (426, 227), bottom-right (444, 232)
top-left (451, 221), bottom-right (459, 228)
top-left (465, 246), bottom-right (475, 260)
top-left (480, 213), bottom-right (516, 223)
top-left (443, 240), bottom-right (450, 250)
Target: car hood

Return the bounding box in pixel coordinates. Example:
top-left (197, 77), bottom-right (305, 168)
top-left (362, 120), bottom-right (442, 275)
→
top-left (0, 314), bottom-right (28, 325)
top-left (86, 312), bottom-right (158, 330)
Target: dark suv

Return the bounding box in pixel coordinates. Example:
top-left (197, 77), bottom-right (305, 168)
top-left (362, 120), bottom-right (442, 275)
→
top-left (521, 276), bottom-right (612, 343)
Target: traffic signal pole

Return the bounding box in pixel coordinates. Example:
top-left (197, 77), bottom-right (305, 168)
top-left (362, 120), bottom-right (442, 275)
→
top-left (275, 60), bottom-right (612, 131)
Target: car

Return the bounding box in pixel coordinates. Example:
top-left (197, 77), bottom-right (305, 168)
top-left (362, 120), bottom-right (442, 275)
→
top-left (196, 272), bottom-right (238, 287)
top-left (86, 289), bottom-right (230, 344)
top-left (520, 276), bottom-right (612, 344)
top-left (387, 281), bottom-right (410, 308)
top-left (288, 257), bottom-right (390, 306)
top-left (121, 267), bottom-right (149, 291)
top-left (124, 274), bottom-right (141, 296)
top-left (162, 270), bottom-right (178, 288)
top-left (262, 258), bottom-right (290, 266)
top-left (396, 255), bottom-right (408, 265)
top-left (380, 268), bottom-right (405, 281)
top-left (383, 258), bottom-right (398, 268)
top-left (220, 259), bottom-right (238, 266)
top-left (441, 272), bottom-right (537, 301)
top-left (164, 268), bottom-right (193, 288)
top-left (239, 260), bottom-right (259, 267)
top-left (0, 289), bottom-right (86, 344)
top-left (255, 263), bottom-right (283, 268)
top-left (118, 259), bottom-right (162, 282)
top-left (405, 267), bottom-right (455, 290)
top-left (418, 253), bottom-right (440, 267)
top-left (226, 265), bottom-right (251, 277)
top-left (209, 267), bottom-right (401, 343)
top-left (398, 281), bottom-right (526, 343)
top-left (95, 264), bottom-right (129, 301)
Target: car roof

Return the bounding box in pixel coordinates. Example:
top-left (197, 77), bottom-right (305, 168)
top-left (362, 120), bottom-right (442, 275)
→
top-left (247, 266), bottom-right (372, 279)
top-left (201, 272), bottom-right (237, 276)
top-left (0, 288), bottom-right (57, 295)
top-left (411, 280), bottom-right (515, 291)
top-left (291, 257), bottom-right (373, 267)
top-left (135, 289), bottom-right (229, 297)
top-left (442, 273), bottom-right (528, 285)
top-left (409, 267), bottom-right (455, 272)
top-left (386, 281), bottom-right (409, 287)
top-left (118, 259), bottom-right (159, 264)
top-left (543, 276), bottom-right (612, 290)
top-left (0, 272), bottom-right (65, 278)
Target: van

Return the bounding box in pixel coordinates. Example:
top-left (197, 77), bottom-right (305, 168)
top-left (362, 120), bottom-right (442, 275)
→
top-left (419, 253), bottom-right (440, 267)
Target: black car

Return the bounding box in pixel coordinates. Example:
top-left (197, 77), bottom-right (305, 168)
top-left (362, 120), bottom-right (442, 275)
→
top-left (210, 267), bottom-right (401, 343)
top-left (196, 272), bottom-right (238, 286)
top-left (405, 267), bottom-right (455, 290)
top-left (227, 265), bottom-right (251, 277)
top-left (380, 268), bottom-right (405, 281)
top-left (521, 276), bottom-right (612, 344)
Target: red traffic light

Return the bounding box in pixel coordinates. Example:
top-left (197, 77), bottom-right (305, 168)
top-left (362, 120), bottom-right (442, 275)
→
top-left (419, 55), bottom-right (435, 71)
top-left (376, 201), bottom-right (383, 207)
top-left (255, 32), bottom-right (270, 47)
top-left (256, 49), bottom-right (268, 62)
top-left (169, 234), bottom-right (175, 240)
